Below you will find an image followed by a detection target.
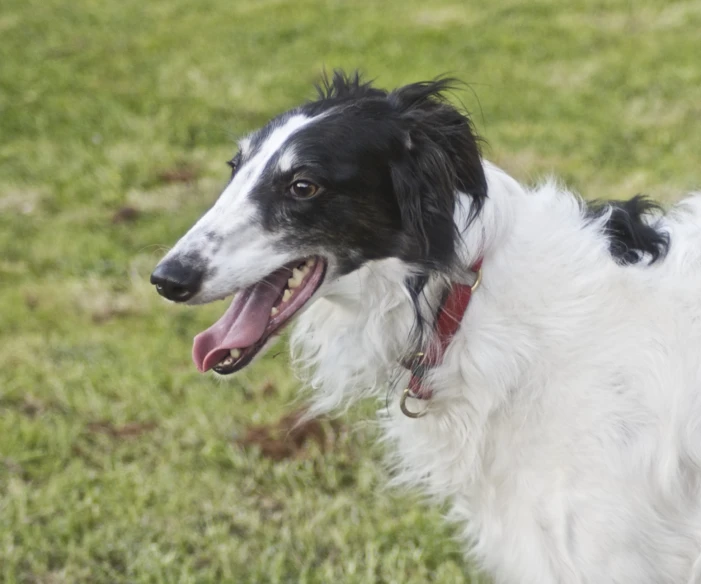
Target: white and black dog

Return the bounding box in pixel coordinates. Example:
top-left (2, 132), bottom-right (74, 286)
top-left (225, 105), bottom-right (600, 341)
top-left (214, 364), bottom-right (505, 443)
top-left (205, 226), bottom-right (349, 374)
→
top-left (151, 71), bottom-right (701, 584)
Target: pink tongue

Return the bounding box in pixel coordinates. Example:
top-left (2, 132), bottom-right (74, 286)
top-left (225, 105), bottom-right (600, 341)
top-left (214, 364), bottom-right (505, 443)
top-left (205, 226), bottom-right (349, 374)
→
top-left (192, 267), bottom-right (291, 372)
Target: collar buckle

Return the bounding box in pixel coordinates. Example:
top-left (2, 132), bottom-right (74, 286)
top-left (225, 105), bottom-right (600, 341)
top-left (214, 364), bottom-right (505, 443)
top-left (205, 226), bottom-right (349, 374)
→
top-left (400, 387), bottom-right (430, 418)
top-left (399, 262), bottom-right (483, 419)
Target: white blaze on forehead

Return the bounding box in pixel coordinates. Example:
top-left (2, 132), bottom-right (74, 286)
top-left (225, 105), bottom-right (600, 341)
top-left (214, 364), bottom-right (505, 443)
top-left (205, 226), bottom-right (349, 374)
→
top-left (188, 114), bottom-right (318, 237)
top-left (238, 135), bottom-right (252, 154)
top-left (218, 114), bottom-right (316, 210)
top-left (277, 145), bottom-right (298, 174)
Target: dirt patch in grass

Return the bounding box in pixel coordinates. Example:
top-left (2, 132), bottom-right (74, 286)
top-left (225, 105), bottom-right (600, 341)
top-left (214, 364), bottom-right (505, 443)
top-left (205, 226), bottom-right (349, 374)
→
top-left (239, 408), bottom-right (341, 461)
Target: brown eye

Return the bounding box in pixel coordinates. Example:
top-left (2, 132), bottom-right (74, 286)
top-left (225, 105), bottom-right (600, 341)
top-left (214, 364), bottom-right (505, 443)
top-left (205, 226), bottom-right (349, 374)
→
top-left (289, 180), bottom-right (319, 199)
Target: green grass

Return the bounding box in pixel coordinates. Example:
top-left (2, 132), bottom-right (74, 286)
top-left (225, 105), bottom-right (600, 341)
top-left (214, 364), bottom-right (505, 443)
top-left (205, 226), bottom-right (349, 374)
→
top-left (1, 0), bottom-right (700, 582)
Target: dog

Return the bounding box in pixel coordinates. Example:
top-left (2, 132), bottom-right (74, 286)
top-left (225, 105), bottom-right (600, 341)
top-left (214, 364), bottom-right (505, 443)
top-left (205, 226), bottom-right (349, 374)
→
top-left (151, 71), bottom-right (701, 583)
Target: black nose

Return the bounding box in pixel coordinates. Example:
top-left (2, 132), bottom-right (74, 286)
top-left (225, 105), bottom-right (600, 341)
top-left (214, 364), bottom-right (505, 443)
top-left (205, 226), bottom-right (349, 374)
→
top-left (150, 258), bottom-right (204, 302)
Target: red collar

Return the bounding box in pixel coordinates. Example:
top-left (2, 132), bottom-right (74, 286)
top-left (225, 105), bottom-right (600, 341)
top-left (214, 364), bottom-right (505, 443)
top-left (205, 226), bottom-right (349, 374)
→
top-left (401, 259), bottom-right (483, 407)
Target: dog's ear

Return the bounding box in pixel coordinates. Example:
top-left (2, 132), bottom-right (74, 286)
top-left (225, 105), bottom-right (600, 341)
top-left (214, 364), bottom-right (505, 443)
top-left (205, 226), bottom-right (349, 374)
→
top-left (388, 80), bottom-right (487, 269)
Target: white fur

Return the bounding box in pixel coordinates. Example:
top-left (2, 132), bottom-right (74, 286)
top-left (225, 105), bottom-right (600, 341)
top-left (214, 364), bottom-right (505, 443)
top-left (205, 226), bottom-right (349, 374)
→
top-left (290, 162), bottom-right (701, 583)
top-left (277, 145), bottom-right (298, 174)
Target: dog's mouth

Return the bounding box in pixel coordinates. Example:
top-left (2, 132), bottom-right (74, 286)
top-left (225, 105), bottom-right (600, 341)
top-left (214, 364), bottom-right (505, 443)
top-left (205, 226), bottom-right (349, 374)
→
top-left (192, 256), bottom-right (327, 374)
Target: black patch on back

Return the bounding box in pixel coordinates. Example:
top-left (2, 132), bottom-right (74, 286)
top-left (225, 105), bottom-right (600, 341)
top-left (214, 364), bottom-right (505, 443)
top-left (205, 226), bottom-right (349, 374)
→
top-left (587, 195), bottom-right (669, 265)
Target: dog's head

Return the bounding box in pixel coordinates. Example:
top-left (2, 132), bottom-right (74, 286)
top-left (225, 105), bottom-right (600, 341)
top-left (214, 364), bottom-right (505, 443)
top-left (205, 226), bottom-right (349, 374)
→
top-left (151, 71), bottom-right (487, 374)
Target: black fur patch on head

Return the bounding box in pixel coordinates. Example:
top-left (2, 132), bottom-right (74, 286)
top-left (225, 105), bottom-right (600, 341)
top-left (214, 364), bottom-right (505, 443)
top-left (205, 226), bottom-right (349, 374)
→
top-left (587, 195), bottom-right (670, 265)
top-left (242, 69), bottom-right (488, 276)
top-left (313, 70), bottom-right (387, 102)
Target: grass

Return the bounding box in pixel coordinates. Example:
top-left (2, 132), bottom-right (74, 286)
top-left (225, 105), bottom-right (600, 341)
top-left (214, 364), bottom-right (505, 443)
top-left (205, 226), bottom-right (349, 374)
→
top-left (1, 0), bottom-right (700, 582)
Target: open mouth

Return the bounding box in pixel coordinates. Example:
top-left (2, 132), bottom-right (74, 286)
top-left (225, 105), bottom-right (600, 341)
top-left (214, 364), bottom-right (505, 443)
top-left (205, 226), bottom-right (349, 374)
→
top-left (192, 257), bottom-right (327, 375)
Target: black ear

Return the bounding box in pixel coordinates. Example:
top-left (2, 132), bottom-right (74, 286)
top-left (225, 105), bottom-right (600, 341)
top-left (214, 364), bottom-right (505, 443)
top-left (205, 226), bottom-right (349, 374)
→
top-left (388, 80), bottom-right (487, 269)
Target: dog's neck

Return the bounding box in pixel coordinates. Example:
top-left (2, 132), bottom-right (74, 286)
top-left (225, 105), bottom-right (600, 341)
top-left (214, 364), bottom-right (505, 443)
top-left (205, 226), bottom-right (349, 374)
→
top-left (290, 162), bottom-right (521, 415)
top-left (293, 161), bottom-right (620, 419)
top-left (291, 159), bottom-right (631, 502)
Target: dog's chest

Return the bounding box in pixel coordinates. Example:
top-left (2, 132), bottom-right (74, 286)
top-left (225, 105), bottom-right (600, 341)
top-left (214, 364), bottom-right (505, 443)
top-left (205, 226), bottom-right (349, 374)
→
top-left (388, 406), bottom-right (570, 581)
top-left (390, 392), bottom-right (701, 584)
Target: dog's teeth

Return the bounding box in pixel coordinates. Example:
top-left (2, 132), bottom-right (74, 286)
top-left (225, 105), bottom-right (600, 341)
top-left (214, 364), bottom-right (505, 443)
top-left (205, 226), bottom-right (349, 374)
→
top-left (229, 349), bottom-right (241, 359)
top-left (282, 289), bottom-right (292, 302)
top-left (288, 268), bottom-right (304, 289)
top-left (305, 258), bottom-right (315, 268)
top-left (219, 356), bottom-right (234, 367)
top-left (299, 264), bottom-right (310, 275)
top-left (270, 307), bottom-right (279, 316)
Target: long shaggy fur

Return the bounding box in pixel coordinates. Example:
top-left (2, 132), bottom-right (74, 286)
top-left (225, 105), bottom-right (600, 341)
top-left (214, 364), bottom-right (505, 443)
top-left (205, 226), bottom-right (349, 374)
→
top-left (293, 167), bottom-right (701, 584)
top-left (155, 72), bottom-right (701, 584)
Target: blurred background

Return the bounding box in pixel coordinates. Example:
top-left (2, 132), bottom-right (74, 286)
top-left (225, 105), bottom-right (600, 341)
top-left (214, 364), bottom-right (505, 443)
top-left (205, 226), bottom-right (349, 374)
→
top-left (1, 0), bottom-right (700, 582)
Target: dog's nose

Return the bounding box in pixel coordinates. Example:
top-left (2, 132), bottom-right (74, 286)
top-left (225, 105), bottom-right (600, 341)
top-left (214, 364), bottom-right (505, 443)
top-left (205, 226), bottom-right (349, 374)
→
top-left (150, 259), bottom-right (203, 302)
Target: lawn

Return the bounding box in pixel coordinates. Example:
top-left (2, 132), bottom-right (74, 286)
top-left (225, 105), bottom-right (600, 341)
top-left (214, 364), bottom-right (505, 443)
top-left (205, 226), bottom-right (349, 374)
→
top-left (1, 0), bottom-right (700, 582)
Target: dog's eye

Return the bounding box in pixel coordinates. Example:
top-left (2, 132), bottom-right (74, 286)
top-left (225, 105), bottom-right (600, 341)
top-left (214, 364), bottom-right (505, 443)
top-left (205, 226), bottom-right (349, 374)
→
top-left (288, 180), bottom-right (319, 200)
